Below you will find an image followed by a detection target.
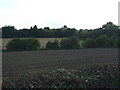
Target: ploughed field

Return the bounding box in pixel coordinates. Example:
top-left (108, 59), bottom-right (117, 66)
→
top-left (3, 48), bottom-right (118, 77)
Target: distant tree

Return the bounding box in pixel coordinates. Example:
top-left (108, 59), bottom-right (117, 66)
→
top-left (33, 25), bottom-right (38, 30)
top-left (46, 40), bottom-right (59, 49)
top-left (60, 36), bottom-right (80, 49)
top-left (6, 38), bottom-right (40, 51)
top-left (102, 22), bottom-right (118, 37)
top-left (30, 26), bottom-right (33, 29)
top-left (83, 38), bottom-right (96, 48)
top-left (78, 31), bottom-right (90, 40)
top-left (54, 29), bottom-right (64, 38)
top-left (44, 27), bottom-right (50, 30)
top-left (6, 38), bottom-right (23, 51)
top-left (22, 38), bottom-right (40, 50)
top-left (2, 22), bottom-right (119, 39)
top-left (63, 25), bottom-right (67, 29)
top-left (2, 25), bottom-right (17, 38)
top-left (118, 39), bottom-right (120, 48)
top-left (95, 35), bottom-right (111, 48)
top-left (110, 39), bottom-right (118, 48)
top-left (62, 28), bottom-right (77, 37)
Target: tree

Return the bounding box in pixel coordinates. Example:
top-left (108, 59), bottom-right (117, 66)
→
top-left (60, 36), bottom-right (80, 49)
top-left (118, 39), bottom-right (120, 48)
top-left (44, 27), bottom-right (50, 30)
top-left (83, 38), bottom-right (96, 48)
top-left (63, 28), bottom-right (77, 37)
top-left (6, 38), bottom-right (23, 51)
top-left (6, 38), bottom-right (40, 51)
top-left (22, 38), bottom-right (40, 50)
top-left (95, 35), bottom-right (111, 48)
top-left (2, 25), bottom-right (17, 38)
top-left (63, 25), bottom-right (67, 29)
top-left (102, 22), bottom-right (118, 37)
top-left (46, 40), bottom-right (59, 49)
top-left (33, 25), bottom-right (38, 30)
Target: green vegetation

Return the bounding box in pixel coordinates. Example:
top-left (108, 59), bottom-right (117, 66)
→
top-left (3, 22), bottom-right (120, 51)
top-left (5, 36), bottom-right (119, 51)
top-left (46, 40), bottom-right (60, 49)
top-left (60, 36), bottom-right (80, 49)
top-left (2, 63), bottom-right (119, 89)
top-left (83, 38), bottom-right (96, 48)
top-left (2, 22), bottom-right (119, 39)
top-left (6, 38), bottom-right (40, 51)
top-left (95, 35), bottom-right (111, 48)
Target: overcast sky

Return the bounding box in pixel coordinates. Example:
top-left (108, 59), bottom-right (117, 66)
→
top-left (0, 0), bottom-right (119, 29)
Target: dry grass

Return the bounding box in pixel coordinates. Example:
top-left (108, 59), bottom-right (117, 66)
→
top-left (1, 38), bottom-right (62, 50)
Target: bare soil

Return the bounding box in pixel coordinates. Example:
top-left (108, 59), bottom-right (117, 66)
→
top-left (2, 48), bottom-right (118, 77)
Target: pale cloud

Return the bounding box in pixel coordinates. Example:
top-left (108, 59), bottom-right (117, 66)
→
top-left (0, 0), bottom-right (119, 29)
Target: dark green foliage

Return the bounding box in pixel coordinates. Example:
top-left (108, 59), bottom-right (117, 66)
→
top-left (62, 28), bottom-right (77, 37)
top-left (2, 25), bottom-right (77, 38)
top-left (78, 22), bottom-right (119, 40)
top-left (46, 40), bottom-right (60, 49)
top-left (2, 22), bottom-right (119, 44)
top-left (6, 38), bottom-right (40, 51)
top-left (2, 25), bottom-right (17, 38)
top-left (83, 38), bottom-right (96, 48)
top-left (6, 38), bottom-right (23, 51)
top-left (110, 38), bottom-right (118, 48)
top-left (95, 35), bottom-right (111, 48)
top-left (78, 30), bottom-right (90, 40)
top-left (118, 39), bottom-right (120, 48)
top-left (2, 63), bottom-right (118, 89)
top-left (2, 22), bottom-right (120, 49)
top-left (60, 36), bottom-right (80, 49)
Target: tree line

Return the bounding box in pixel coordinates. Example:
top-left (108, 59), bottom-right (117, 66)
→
top-left (6, 35), bottom-right (120, 51)
top-left (2, 25), bottom-right (76, 38)
top-left (2, 22), bottom-right (120, 51)
top-left (2, 22), bottom-right (120, 39)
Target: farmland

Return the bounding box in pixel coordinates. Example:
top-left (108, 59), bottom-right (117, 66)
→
top-left (1, 38), bottom-right (119, 88)
top-left (1, 38), bottom-right (62, 50)
top-left (3, 48), bottom-right (118, 76)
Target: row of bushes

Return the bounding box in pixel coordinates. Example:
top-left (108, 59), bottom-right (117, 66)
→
top-left (6, 37), bottom-right (80, 51)
top-left (83, 35), bottom-right (119, 48)
top-left (6, 35), bottom-right (119, 51)
top-left (47, 35), bottom-right (120, 49)
top-left (46, 36), bottom-right (80, 50)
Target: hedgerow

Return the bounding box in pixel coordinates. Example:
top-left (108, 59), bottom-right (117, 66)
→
top-left (2, 63), bottom-right (119, 89)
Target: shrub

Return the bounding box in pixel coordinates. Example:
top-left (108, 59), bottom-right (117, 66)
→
top-left (95, 35), bottom-right (111, 48)
top-left (83, 38), bottom-right (96, 48)
top-left (6, 38), bottom-right (23, 51)
top-left (60, 36), bottom-right (80, 49)
top-left (2, 63), bottom-right (119, 89)
top-left (110, 38), bottom-right (118, 48)
top-left (118, 39), bottom-right (120, 48)
top-left (6, 38), bottom-right (40, 51)
top-left (46, 40), bottom-right (60, 49)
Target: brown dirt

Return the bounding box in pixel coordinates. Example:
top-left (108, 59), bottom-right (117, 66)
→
top-left (2, 48), bottom-right (118, 76)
